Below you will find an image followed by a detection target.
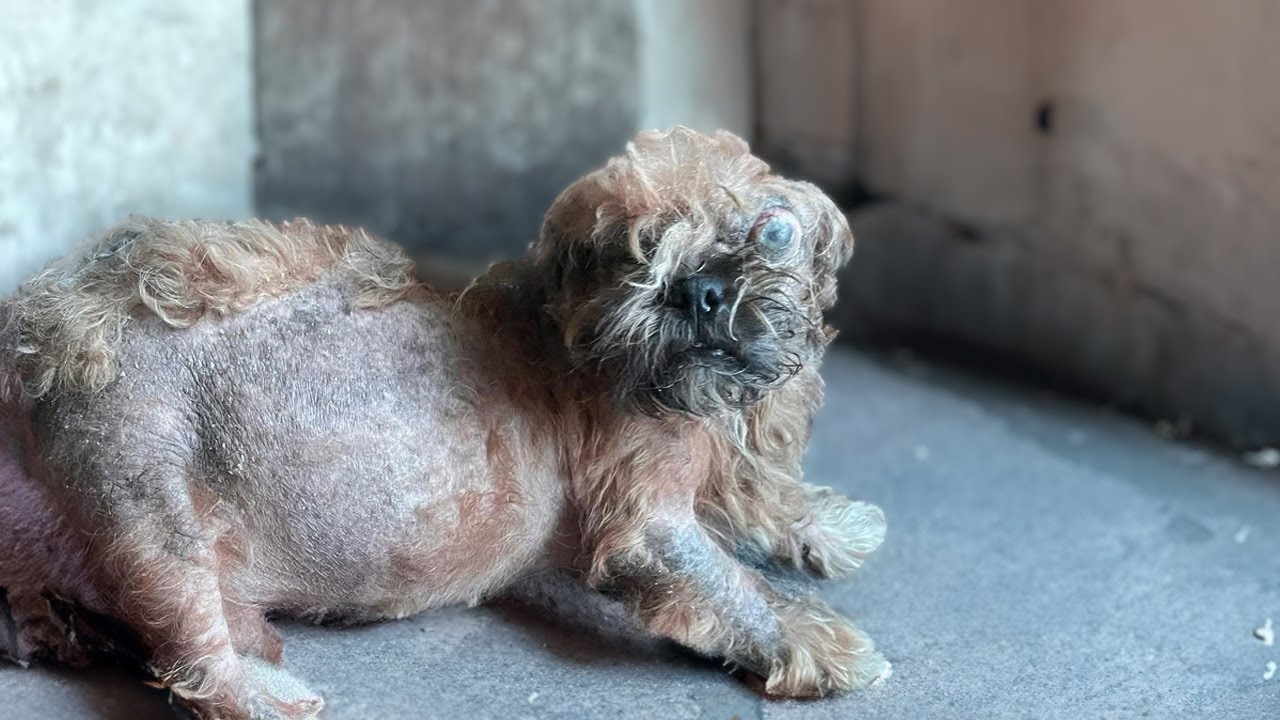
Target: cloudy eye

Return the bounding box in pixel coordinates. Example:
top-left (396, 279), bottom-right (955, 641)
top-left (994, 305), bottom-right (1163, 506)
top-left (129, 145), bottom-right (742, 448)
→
top-left (753, 211), bottom-right (797, 253)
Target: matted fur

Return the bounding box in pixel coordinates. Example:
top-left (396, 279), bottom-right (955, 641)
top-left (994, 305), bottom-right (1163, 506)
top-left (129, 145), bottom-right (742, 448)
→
top-left (0, 217), bottom-right (417, 407)
top-left (0, 128), bottom-right (888, 718)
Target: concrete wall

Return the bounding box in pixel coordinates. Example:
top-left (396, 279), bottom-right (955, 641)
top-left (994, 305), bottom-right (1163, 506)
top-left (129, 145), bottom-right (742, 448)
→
top-left (0, 1), bottom-right (254, 293)
top-left (256, 0), bottom-right (753, 262)
top-left (0, 0), bottom-right (752, 289)
top-left (755, 0), bottom-right (860, 191)
top-left (763, 0), bottom-right (1280, 446)
top-left (5, 1), bottom-right (1271, 445)
top-left (255, 0), bottom-right (639, 261)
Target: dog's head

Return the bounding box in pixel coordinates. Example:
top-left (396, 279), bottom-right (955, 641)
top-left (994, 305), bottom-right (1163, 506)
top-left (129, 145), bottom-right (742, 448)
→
top-left (533, 127), bottom-right (853, 417)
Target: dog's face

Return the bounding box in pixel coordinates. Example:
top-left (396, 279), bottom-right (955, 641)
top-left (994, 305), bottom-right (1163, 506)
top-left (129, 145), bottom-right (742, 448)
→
top-left (534, 128), bottom-right (853, 416)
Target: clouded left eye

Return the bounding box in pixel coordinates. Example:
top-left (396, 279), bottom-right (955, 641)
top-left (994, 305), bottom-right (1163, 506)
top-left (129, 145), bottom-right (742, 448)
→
top-left (752, 211), bottom-right (798, 253)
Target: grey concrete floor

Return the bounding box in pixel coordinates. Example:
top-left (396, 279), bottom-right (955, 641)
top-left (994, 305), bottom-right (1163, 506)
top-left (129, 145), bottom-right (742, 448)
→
top-left (4, 347), bottom-right (1279, 719)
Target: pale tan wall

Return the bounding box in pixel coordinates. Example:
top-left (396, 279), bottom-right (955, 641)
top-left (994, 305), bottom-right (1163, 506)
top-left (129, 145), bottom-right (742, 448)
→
top-left (861, 0), bottom-right (1280, 340)
top-left (756, 0), bottom-right (861, 187)
top-left (637, 0), bottom-right (753, 138)
top-left (761, 0), bottom-right (1280, 444)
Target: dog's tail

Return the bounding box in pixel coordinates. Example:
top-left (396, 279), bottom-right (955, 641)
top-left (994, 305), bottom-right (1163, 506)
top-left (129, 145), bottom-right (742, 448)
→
top-left (1, 216), bottom-right (418, 405)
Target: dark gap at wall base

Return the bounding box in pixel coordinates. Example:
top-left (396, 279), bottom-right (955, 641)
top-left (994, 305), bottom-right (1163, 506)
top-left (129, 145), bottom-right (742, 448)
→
top-left (827, 201), bottom-right (1280, 453)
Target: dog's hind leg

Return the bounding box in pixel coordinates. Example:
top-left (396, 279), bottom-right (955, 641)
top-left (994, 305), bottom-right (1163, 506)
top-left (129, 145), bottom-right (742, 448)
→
top-left (35, 411), bottom-right (320, 720)
top-left (89, 501), bottom-right (321, 720)
top-left (0, 433), bottom-right (97, 667)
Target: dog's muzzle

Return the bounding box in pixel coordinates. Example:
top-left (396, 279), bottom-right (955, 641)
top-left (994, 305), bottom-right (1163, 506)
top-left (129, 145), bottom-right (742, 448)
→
top-left (669, 268), bottom-right (745, 353)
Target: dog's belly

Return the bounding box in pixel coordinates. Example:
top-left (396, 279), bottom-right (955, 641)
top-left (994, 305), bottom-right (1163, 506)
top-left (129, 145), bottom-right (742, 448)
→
top-left (225, 424), bottom-right (565, 619)
top-left (218, 413), bottom-right (564, 619)
top-left (127, 280), bottom-right (566, 618)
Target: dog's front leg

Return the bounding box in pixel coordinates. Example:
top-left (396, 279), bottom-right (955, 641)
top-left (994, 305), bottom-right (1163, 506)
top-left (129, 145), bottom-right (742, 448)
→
top-left (787, 485), bottom-right (887, 580)
top-left (613, 515), bottom-right (890, 697)
top-left (725, 369), bottom-right (887, 580)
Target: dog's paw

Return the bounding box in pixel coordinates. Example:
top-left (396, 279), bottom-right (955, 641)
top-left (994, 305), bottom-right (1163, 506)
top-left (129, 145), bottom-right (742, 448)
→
top-left (764, 604), bottom-right (890, 698)
top-left (170, 656), bottom-right (323, 720)
top-left (795, 488), bottom-right (886, 580)
top-left (242, 657), bottom-right (324, 720)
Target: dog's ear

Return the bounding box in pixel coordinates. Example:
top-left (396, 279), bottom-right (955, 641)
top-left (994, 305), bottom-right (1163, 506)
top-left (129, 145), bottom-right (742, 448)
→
top-left (795, 181), bottom-right (854, 310)
top-left (532, 170), bottom-right (642, 352)
top-left (534, 172), bottom-right (607, 304)
top-left (536, 169), bottom-right (615, 248)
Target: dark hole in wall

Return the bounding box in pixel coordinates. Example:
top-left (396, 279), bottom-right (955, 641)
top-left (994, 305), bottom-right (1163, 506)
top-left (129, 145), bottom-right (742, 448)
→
top-left (1034, 100), bottom-right (1055, 135)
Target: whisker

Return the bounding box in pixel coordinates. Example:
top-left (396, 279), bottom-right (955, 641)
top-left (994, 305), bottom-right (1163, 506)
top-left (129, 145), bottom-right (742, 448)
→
top-left (726, 274), bottom-right (749, 342)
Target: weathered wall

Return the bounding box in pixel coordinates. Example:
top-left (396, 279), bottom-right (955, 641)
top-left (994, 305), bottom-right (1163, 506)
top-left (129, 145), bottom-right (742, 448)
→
top-left (255, 0), bottom-right (639, 261)
top-left (636, 0), bottom-right (753, 138)
top-left (0, 0), bottom-right (753, 290)
top-left (0, 1), bottom-right (254, 293)
top-left (763, 0), bottom-right (1280, 446)
top-left (755, 0), bottom-right (860, 191)
top-left (256, 0), bottom-right (753, 262)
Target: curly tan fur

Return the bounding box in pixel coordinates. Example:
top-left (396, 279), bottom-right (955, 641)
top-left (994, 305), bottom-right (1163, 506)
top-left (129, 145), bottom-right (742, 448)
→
top-left (1, 216), bottom-right (417, 407)
top-left (1, 128), bottom-right (887, 719)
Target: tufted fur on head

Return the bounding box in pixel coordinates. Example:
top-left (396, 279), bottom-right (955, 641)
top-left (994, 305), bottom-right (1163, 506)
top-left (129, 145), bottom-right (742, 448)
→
top-left (532, 127), bottom-right (853, 418)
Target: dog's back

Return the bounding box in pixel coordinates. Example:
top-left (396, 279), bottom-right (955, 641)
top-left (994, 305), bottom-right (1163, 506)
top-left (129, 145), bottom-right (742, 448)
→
top-left (1, 217), bottom-right (420, 408)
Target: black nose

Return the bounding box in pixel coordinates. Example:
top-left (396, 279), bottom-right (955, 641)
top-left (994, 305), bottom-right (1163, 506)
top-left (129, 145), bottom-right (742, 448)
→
top-left (680, 275), bottom-right (727, 318)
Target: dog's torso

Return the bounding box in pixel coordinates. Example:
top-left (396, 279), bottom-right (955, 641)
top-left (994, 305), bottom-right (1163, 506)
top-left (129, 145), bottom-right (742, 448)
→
top-left (17, 273), bottom-right (569, 624)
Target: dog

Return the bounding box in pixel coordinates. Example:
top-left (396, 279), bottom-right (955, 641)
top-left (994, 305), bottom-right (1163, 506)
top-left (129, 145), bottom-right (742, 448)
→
top-left (0, 127), bottom-right (889, 718)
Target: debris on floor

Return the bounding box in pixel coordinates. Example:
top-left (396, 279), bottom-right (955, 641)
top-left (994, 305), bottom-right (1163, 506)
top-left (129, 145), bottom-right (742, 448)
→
top-left (1265, 662), bottom-right (1277, 681)
top-left (1242, 447), bottom-right (1280, 469)
top-left (1153, 418), bottom-right (1193, 440)
top-left (1234, 525), bottom-right (1252, 544)
top-left (1255, 619), bottom-right (1274, 647)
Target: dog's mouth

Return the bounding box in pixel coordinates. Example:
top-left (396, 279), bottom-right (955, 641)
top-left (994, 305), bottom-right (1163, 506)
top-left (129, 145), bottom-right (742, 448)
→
top-left (640, 338), bottom-right (796, 415)
top-left (686, 341), bottom-right (741, 362)
top-left (675, 340), bottom-right (760, 378)
top-left (593, 288), bottom-right (814, 415)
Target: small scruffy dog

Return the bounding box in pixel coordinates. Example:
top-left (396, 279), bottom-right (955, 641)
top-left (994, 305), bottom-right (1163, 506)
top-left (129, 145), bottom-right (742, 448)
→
top-left (0, 128), bottom-right (888, 718)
